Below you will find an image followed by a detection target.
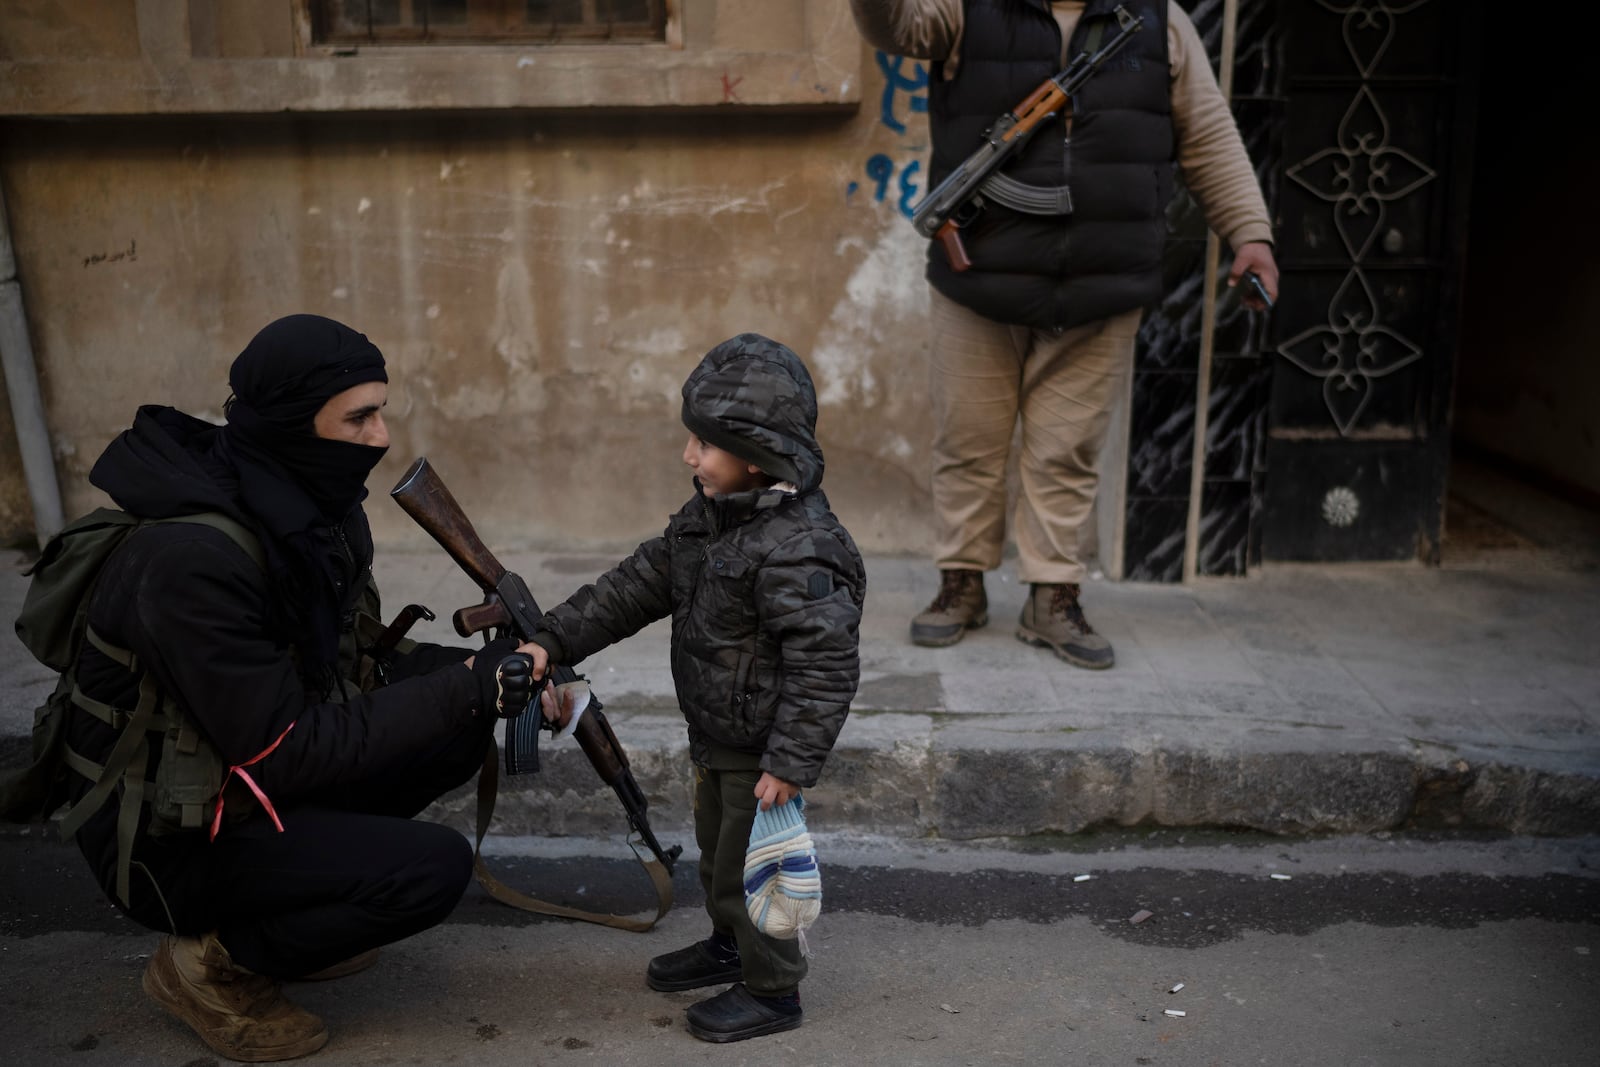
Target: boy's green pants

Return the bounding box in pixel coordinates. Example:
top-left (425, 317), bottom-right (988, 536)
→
top-left (694, 764), bottom-right (807, 996)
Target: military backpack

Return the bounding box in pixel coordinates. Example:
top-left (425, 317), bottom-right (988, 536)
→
top-left (2, 508), bottom-right (264, 904)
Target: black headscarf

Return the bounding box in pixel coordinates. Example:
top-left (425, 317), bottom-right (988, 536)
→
top-left (211, 315), bottom-right (390, 688)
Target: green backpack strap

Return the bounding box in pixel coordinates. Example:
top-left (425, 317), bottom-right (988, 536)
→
top-left (161, 512), bottom-right (265, 571)
top-left (57, 668), bottom-right (160, 828)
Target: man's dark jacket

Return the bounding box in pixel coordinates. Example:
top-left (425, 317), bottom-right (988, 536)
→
top-left (68, 406), bottom-right (477, 899)
top-left (927, 0), bottom-right (1174, 330)
top-left (531, 337), bottom-right (866, 788)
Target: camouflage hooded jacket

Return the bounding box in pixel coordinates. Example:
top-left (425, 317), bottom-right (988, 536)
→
top-left (531, 335), bottom-right (865, 787)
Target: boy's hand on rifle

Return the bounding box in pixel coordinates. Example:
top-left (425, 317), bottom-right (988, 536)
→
top-left (537, 680), bottom-right (577, 732)
top-left (753, 772), bottom-right (800, 811)
top-left (526, 642), bottom-right (551, 682)
top-left (524, 642), bottom-right (579, 729)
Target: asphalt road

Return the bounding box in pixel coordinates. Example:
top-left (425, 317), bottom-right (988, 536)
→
top-left (3, 829), bottom-right (1596, 1066)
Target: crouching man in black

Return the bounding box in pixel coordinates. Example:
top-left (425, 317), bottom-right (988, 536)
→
top-left (60, 315), bottom-right (557, 1061)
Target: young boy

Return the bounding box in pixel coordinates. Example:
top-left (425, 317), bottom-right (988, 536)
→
top-left (524, 333), bottom-right (865, 1042)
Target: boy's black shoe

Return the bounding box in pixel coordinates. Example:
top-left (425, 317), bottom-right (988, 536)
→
top-left (685, 984), bottom-right (802, 1043)
top-left (646, 937), bottom-right (741, 992)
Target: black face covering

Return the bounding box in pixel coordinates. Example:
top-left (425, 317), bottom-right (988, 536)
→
top-left (224, 314), bottom-right (390, 522)
top-left (213, 314), bottom-right (390, 690)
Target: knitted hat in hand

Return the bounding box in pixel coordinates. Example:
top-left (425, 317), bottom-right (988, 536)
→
top-left (743, 795), bottom-right (822, 941)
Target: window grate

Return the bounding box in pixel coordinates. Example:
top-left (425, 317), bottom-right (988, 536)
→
top-left (313, 0), bottom-right (666, 45)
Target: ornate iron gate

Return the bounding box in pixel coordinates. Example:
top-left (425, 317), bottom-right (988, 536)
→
top-left (1261, 0), bottom-right (1480, 561)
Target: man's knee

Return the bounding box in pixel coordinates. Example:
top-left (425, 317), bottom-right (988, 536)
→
top-left (395, 823), bottom-right (475, 924)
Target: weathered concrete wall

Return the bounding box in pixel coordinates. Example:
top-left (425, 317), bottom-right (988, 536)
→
top-left (0, 1), bottom-right (951, 555)
top-left (0, 105), bottom-right (935, 555)
top-left (0, 2), bottom-right (960, 559)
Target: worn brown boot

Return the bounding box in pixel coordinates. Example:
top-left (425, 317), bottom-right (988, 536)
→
top-left (910, 569), bottom-right (988, 647)
top-left (295, 948), bottom-right (380, 982)
top-left (1017, 582), bottom-right (1114, 670)
top-left (143, 932), bottom-right (329, 1062)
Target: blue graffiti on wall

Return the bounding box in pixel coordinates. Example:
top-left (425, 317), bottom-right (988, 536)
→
top-left (849, 155), bottom-right (924, 221)
top-left (845, 52), bottom-right (930, 219)
top-left (856, 154), bottom-right (925, 217)
top-left (875, 52), bottom-right (929, 134)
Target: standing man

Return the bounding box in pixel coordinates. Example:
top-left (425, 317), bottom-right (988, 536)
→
top-left (849, 0), bottom-right (1277, 668)
top-left (50, 315), bottom-right (553, 1061)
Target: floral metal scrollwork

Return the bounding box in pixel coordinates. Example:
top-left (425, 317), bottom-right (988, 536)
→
top-left (1276, 1), bottom-right (1435, 435)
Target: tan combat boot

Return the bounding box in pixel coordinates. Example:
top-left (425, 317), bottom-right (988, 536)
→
top-left (910, 569), bottom-right (988, 647)
top-left (296, 948), bottom-right (380, 982)
top-left (143, 931), bottom-right (329, 1062)
top-left (1017, 582), bottom-right (1115, 670)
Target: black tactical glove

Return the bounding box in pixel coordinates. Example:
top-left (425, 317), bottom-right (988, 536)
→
top-left (493, 652), bottom-right (536, 719)
top-left (469, 637), bottom-right (521, 718)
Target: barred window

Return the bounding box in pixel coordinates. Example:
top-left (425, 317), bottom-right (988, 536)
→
top-left (313, 0), bottom-right (667, 45)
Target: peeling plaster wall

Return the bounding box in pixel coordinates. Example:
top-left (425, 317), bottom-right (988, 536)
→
top-left (0, 106), bottom-right (937, 555)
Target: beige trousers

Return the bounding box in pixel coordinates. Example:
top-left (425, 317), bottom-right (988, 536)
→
top-left (928, 286), bottom-right (1142, 585)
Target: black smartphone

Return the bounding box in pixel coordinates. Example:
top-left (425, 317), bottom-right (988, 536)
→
top-left (1244, 271), bottom-right (1274, 310)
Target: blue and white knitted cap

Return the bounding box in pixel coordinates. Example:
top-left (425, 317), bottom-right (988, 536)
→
top-left (743, 795), bottom-right (822, 941)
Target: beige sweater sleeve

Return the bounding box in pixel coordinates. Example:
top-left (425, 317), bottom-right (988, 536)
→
top-left (1167, 3), bottom-right (1273, 249)
top-left (847, 0), bottom-right (964, 62)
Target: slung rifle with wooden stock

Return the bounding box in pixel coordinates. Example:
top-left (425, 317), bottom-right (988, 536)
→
top-left (910, 4), bottom-right (1144, 272)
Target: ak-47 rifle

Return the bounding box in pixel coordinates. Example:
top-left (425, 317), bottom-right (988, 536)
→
top-left (390, 457), bottom-right (682, 883)
top-left (910, 4), bottom-right (1144, 272)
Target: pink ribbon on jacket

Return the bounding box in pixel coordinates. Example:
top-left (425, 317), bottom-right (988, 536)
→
top-left (209, 720), bottom-right (296, 841)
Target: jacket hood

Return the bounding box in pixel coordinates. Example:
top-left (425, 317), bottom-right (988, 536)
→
top-left (680, 333), bottom-right (823, 492)
top-left (89, 405), bottom-right (248, 524)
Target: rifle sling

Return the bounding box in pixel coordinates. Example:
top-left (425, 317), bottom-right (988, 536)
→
top-left (471, 739), bottom-right (673, 932)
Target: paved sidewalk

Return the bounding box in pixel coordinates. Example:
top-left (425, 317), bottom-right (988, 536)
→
top-left (5, 542), bottom-right (1597, 842)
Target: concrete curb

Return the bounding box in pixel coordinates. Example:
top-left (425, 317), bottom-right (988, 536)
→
top-left (417, 708), bottom-right (1600, 843)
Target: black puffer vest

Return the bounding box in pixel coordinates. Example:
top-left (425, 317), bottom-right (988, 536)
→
top-left (926, 0), bottom-right (1174, 330)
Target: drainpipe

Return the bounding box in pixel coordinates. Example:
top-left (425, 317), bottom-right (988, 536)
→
top-left (0, 181), bottom-right (65, 545)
